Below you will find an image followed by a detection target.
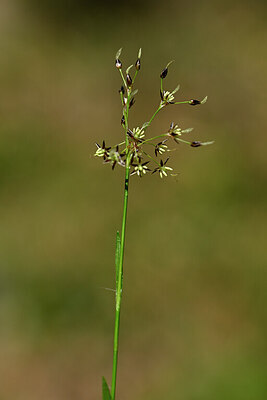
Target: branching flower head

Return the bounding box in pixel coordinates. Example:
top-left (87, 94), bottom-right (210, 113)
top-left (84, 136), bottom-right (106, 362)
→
top-left (94, 48), bottom-right (214, 178)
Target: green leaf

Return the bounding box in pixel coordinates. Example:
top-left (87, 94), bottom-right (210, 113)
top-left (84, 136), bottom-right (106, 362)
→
top-left (181, 127), bottom-right (194, 134)
top-left (171, 84), bottom-right (180, 95)
top-left (200, 140), bottom-right (214, 146)
top-left (116, 48), bottom-right (122, 59)
top-left (102, 377), bottom-right (111, 400)
top-left (130, 89), bottom-right (138, 98)
top-left (126, 64), bottom-right (133, 74)
top-left (165, 60), bottom-right (174, 69)
top-left (115, 231), bottom-right (121, 293)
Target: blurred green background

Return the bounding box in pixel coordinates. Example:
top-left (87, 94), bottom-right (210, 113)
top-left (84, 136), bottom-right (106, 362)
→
top-left (0, 0), bottom-right (266, 399)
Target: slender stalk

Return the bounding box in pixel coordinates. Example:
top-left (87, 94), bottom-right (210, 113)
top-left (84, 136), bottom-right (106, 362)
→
top-left (142, 133), bottom-right (168, 144)
top-left (173, 100), bottom-right (191, 105)
top-left (111, 85), bottom-right (131, 400)
top-left (143, 105), bottom-right (162, 131)
top-left (111, 161), bottom-right (130, 400)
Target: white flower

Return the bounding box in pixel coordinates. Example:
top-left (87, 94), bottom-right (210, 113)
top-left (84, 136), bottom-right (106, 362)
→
top-left (152, 158), bottom-right (173, 178)
top-left (132, 127), bottom-right (145, 139)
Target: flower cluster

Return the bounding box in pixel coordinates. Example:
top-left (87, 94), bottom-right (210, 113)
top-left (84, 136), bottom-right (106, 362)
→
top-left (95, 48), bottom-right (213, 178)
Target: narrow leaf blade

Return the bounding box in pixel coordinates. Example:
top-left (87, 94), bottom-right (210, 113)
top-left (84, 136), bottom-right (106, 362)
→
top-left (116, 48), bottom-right (122, 59)
top-left (102, 377), bottom-right (112, 400)
top-left (115, 231), bottom-right (121, 293)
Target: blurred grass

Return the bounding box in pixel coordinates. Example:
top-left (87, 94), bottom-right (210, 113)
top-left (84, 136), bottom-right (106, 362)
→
top-left (0, 0), bottom-right (266, 399)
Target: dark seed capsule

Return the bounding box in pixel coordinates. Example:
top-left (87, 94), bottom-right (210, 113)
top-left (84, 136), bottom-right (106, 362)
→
top-left (191, 141), bottom-right (202, 147)
top-left (160, 68), bottom-right (168, 79)
top-left (126, 74), bottom-right (132, 87)
top-left (129, 97), bottom-right (135, 108)
top-left (189, 99), bottom-right (201, 106)
top-left (135, 59), bottom-right (141, 70)
top-left (121, 115), bottom-right (125, 125)
top-left (160, 90), bottom-right (164, 101)
top-left (115, 59), bottom-right (122, 69)
top-left (119, 85), bottom-right (125, 95)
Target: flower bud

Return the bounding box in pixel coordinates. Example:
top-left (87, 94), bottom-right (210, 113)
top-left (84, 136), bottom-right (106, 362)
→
top-left (126, 74), bottom-right (132, 87)
top-left (160, 67), bottom-right (168, 79)
top-left (129, 97), bottom-right (135, 108)
top-left (135, 59), bottom-right (141, 70)
top-left (190, 141), bottom-right (201, 147)
top-left (115, 59), bottom-right (122, 69)
top-left (189, 99), bottom-right (201, 106)
top-left (119, 85), bottom-right (125, 95)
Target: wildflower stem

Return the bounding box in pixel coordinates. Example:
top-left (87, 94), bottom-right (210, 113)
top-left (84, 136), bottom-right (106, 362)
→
top-left (111, 160), bottom-right (130, 400)
top-left (142, 133), bottom-right (168, 144)
top-left (132, 69), bottom-right (138, 85)
top-left (112, 141), bottom-right (125, 149)
top-left (144, 105), bottom-right (162, 130)
top-left (174, 137), bottom-right (191, 145)
top-left (120, 91), bottom-right (124, 106)
top-left (111, 85), bottom-right (132, 400)
top-left (173, 100), bottom-right (191, 105)
top-left (119, 69), bottom-right (127, 89)
top-left (143, 150), bottom-right (161, 166)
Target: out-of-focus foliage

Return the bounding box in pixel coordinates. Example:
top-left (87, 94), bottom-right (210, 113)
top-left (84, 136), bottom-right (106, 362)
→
top-left (0, 0), bottom-right (266, 399)
top-left (22, 0), bottom-right (156, 25)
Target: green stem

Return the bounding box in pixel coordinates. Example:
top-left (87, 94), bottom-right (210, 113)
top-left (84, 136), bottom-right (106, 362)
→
top-left (111, 79), bottom-right (132, 400)
top-left (173, 100), bottom-right (191, 105)
top-left (175, 137), bottom-right (191, 145)
top-left (143, 150), bottom-right (161, 166)
top-left (144, 105), bottom-right (162, 130)
top-left (132, 69), bottom-right (138, 85)
top-left (119, 69), bottom-right (127, 89)
top-left (111, 160), bottom-right (130, 400)
top-left (142, 133), bottom-right (168, 144)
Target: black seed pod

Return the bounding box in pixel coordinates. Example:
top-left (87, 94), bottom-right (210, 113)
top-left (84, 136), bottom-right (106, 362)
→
top-left (119, 85), bottom-right (125, 95)
top-left (191, 141), bottom-right (202, 147)
top-left (121, 115), bottom-right (125, 125)
top-left (126, 74), bottom-right (132, 87)
top-left (115, 59), bottom-right (122, 69)
top-left (189, 99), bottom-right (201, 106)
top-left (135, 59), bottom-right (141, 70)
top-left (129, 97), bottom-right (135, 108)
top-left (160, 68), bottom-right (168, 79)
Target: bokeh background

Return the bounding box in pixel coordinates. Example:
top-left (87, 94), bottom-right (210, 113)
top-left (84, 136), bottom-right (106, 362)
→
top-left (0, 0), bottom-right (266, 399)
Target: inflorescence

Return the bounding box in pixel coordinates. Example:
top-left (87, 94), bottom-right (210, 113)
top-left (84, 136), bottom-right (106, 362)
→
top-left (95, 48), bottom-right (214, 178)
